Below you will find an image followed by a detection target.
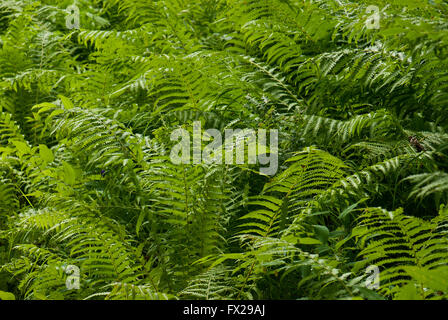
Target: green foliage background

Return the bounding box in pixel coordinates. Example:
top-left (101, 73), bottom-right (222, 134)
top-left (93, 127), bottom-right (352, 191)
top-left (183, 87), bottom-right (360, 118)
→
top-left (0, 0), bottom-right (448, 300)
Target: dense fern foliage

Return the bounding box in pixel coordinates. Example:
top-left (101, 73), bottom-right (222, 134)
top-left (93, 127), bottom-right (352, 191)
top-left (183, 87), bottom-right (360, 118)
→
top-left (0, 0), bottom-right (448, 300)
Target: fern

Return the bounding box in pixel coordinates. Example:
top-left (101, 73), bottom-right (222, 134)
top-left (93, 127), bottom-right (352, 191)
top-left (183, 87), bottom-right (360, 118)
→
top-left (1, 0), bottom-right (448, 301)
top-left (352, 207), bottom-right (448, 297)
